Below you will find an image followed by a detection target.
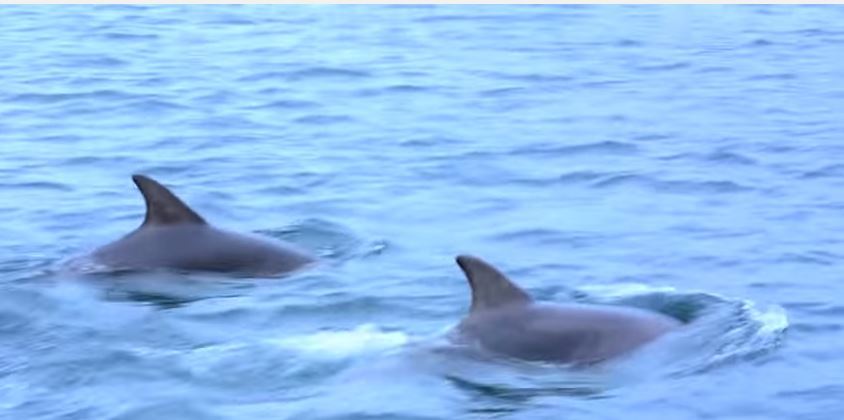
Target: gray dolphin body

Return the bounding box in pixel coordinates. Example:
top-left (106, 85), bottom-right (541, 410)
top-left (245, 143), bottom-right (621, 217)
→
top-left (451, 256), bottom-right (681, 364)
top-left (89, 175), bottom-right (315, 275)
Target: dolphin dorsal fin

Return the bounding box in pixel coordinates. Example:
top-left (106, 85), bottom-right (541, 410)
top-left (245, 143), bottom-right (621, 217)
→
top-left (456, 255), bottom-right (532, 313)
top-left (132, 174), bottom-right (206, 226)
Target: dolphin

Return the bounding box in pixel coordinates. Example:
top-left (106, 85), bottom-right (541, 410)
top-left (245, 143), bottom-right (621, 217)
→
top-left (450, 255), bottom-right (681, 364)
top-left (87, 174), bottom-right (315, 276)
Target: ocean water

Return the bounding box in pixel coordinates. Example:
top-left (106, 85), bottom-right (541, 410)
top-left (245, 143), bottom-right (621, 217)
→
top-left (0, 5), bottom-right (841, 419)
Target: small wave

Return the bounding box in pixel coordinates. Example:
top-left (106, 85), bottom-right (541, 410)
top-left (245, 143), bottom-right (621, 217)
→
top-left (491, 72), bottom-right (574, 84)
top-left (60, 155), bottom-right (140, 167)
top-left (592, 174), bottom-right (754, 194)
top-left (288, 67), bottom-right (372, 80)
top-left (695, 66), bottom-right (732, 74)
top-left (414, 13), bottom-right (516, 24)
top-left (0, 255), bottom-right (56, 282)
top-left (381, 84), bottom-right (435, 93)
top-left (293, 115), bottom-right (355, 125)
top-left (615, 38), bottom-right (643, 47)
top-left (7, 89), bottom-right (140, 104)
top-left (61, 54), bottom-right (128, 68)
top-left (478, 86), bottom-right (529, 97)
top-left (444, 370), bottom-right (609, 401)
top-left (399, 136), bottom-right (464, 148)
top-left (748, 38), bottom-right (775, 47)
top-left (687, 299), bottom-right (788, 372)
top-left (61, 254), bottom-right (110, 274)
top-left (111, 401), bottom-right (220, 420)
top-left (660, 150), bottom-right (758, 166)
top-left (576, 283), bottom-right (694, 319)
top-left (746, 73), bottom-right (797, 81)
top-left (578, 79), bottom-right (628, 88)
top-left (0, 181), bottom-right (72, 192)
top-left (632, 133), bottom-right (673, 141)
top-left (246, 99), bottom-right (320, 111)
top-left (800, 164), bottom-right (844, 179)
top-left (555, 170), bottom-right (614, 184)
top-left (240, 67), bottom-right (371, 83)
top-left (204, 15), bottom-right (258, 26)
top-left (776, 250), bottom-right (840, 266)
top-left (270, 324), bottom-right (410, 360)
top-left (489, 229), bottom-right (602, 248)
top-left (702, 150), bottom-right (758, 166)
top-left (513, 141), bottom-right (638, 157)
top-left (101, 32), bottom-right (159, 41)
top-left (635, 62), bottom-right (690, 72)
top-left (258, 218), bottom-right (378, 261)
top-left (125, 98), bottom-right (189, 113)
top-left (579, 283), bottom-right (788, 374)
top-left (130, 76), bottom-right (172, 88)
top-left (356, 84), bottom-right (439, 97)
top-left (237, 71), bottom-right (293, 83)
top-left (793, 28), bottom-right (844, 37)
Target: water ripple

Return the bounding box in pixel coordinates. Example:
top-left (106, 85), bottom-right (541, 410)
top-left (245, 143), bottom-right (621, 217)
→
top-left (661, 150), bottom-right (759, 166)
top-left (593, 174), bottom-right (755, 194)
top-left (7, 90), bottom-right (138, 103)
top-left (513, 141), bottom-right (639, 156)
top-left (100, 32), bottom-right (160, 41)
top-left (246, 99), bottom-right (321, 110)
top-left (293, 115), bottom-right (355, 125)
top-left (239, 67), bottom-right (372, 83)
top-left (800, 164), bottom-right (844, 179)
top-left (357, 84), bottom-right (441, 97)
top-left (0, 181), bottom-right (72, 192)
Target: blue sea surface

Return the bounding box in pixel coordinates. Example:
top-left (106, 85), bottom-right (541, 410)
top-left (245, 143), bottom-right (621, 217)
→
top-left (1, 5), bottom-right (841, 419)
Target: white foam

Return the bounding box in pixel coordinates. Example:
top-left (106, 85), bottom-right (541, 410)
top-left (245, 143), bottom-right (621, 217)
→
top-left (270, 324), bottom-right (411, 359)
top-left (745, 301), bottom-right (789, 334)
top-left (578, 282), bottom-right (679, 299)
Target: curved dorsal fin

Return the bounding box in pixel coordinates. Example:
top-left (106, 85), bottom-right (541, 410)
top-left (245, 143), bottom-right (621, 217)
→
top-left (132, 174), bottom-right (206, 226)
top-left (456, 255), bottom-right (532, 313)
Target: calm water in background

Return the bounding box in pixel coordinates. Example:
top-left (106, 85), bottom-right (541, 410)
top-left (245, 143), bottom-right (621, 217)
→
top-left (1, 5), bottom-right (842, 419)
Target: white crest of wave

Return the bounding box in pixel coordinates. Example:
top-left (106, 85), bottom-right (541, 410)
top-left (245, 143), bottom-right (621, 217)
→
top-left (578, 282), bottom-right (678, 299)
top-left (580, 282), bottom-right (790, 332)
top-left (746, 301), bottom-right (789, 334)
top-left (271, 324), bottom-right (410, 359)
